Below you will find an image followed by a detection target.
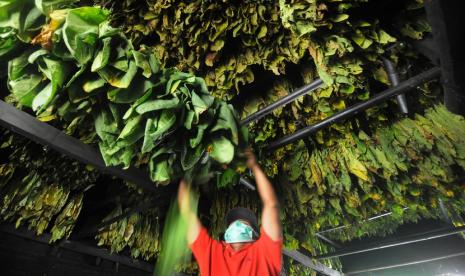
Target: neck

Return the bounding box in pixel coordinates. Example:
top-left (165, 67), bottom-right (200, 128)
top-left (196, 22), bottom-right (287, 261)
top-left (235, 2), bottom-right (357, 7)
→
top-left (230, 242), bottom-right (250, 251)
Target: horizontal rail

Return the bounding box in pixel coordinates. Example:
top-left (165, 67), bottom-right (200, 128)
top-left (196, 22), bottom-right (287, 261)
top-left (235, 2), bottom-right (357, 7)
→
top-left (345, 251), bottom-right (465, 275)
top-left (283, 248), bottom-right (342, 276)
top-left (317, 208), bottom-right (409, 235)
top-left (315, 225), bottom-right (465, 260)
top-left (240, 79), bottom-right (324, 125)
top-left (266, 67), bottom-right (441, 151)
top-left (316, 233), bottom-right (341, 248)
top-left (239, 177), bottom-right (256, 190)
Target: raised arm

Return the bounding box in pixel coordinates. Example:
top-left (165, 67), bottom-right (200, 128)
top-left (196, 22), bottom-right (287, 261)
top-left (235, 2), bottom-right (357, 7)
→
top-left (178, 180), bottom-right (202, 244)
top-left (246, 149), bottom-right (282, 241)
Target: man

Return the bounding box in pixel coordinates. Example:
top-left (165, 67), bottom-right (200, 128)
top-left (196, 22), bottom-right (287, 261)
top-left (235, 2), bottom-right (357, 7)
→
top-left (178, 149), bottom-right (282, 276)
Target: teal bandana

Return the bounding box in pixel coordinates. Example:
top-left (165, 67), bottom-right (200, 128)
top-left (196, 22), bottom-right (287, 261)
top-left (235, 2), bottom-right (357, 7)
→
top-left (224, 220), bottom-right (257, 243)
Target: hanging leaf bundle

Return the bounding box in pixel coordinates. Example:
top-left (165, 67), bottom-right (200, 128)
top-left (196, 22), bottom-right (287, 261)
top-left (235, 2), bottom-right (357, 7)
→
top-left (0, 0), bottom-right (42, 72)
top-left (95, 204), bottom-right (161, 260)
top-left (269, 104), bottom-right (465, 253)
top-left (50, 192), bottom-right (85, 242)
top-left (95, 202), bottom-right (199, 273)
top-left (94, 0), bottom-right (312, 100)
top-left (0, 130), bottom-right (98, 239)
top-left (95, 0), bottom-right (432, 164)
top-left (3, 1), bottom-right (247, 186)
top-left (324, 207), bottom-right (440, 243)
top-left (93, 0), bottom-right (404, 105)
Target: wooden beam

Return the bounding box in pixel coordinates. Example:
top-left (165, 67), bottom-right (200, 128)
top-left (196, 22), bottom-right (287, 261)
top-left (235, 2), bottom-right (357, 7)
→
top-left (0, 100), bottom-right (156, 192)
top-left (425, 0), bottom-right (465, 116)
top-left (0, 224), bottom-right (154, 272)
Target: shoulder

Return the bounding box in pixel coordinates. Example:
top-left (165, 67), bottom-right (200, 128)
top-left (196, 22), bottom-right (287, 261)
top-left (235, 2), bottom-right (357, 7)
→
top-left (190, 227), bottom-right (222, 251)
top-left (257, 227), bottom-right (283, 245)
top-left (255, 227), bottom-right (282, 257)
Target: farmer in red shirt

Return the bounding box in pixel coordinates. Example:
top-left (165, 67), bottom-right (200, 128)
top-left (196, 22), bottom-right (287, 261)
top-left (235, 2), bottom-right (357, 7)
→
top-left (178, 149), bottom-right (282, 276)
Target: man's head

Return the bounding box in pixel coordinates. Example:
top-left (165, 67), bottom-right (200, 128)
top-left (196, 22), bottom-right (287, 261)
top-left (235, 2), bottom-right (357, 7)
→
top-left (226, 207), bottom-right (259, 232)
top-left (224, 207), bottom-right (259, 250)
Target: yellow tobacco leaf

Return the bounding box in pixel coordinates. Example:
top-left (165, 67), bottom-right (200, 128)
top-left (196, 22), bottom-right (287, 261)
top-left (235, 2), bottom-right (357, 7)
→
top-left (38, 114), bottom-right (57, 122)
top-left (344, 148), bottom-right (369, 181)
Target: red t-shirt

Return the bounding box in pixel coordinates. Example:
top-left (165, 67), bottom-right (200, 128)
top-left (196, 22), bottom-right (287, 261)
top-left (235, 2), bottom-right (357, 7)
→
top-left (190, 226), bottom-right (282, 276)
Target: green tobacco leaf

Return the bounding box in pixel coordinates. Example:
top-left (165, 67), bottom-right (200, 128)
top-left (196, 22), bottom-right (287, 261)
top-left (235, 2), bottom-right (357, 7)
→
top-left (217, 168), bottom-right (239, 188)
top-left (135, 97), bottom-right (180, 114)
top-left (211, 103), bottom-right (238, 145)
top-left (8, 52), bottom-right (31, 80)
top-left (0, 0), bottom-right (25, 29)
top-left (8, 74), bottom-right (42, 107)
top-left (191, 91), bottom-right (208, 115)
top-left (184, 110), bottom-right (195, 130)
top-left (209, 136), bottom-right (234, 164)
top-left (0, 32), bottom-right (18, 60)
top-left (392, 205), bottom-right (404, 218)
top-left (149, 53), bottom-right (161, 74)
top-left (373, 67), bottom-right (389, 85)
top-left (223, 104), bottom-right (239, 145)
top-left (83, 77), bottom-right (105, 92)
top-left (32, 82), bottom-right (53, 111)
top-left (141, 110), bottom-right (176, 153)
top-left (1, 1), bottom-right (44, 43)
top-left (37, 57), bottom-right (70, 87)
top-left (118, 115), bottom-right (142, 140)
top-left (194, 77), bottom-right (209, 94)
top-left (63, 7), bottom-right (108, 64)
top-left (64, 64), bottom-right (86, 88)
top-left (181, 144), bottom-right (204, 171)
top-left (35, 0), bottom-right (78, 15)
top-left (99, 60), bottom-right (138, 89)
top-left (141, 117), bottom-right (156, 153)
top-left (132, 50), bottom-right (152, 78)
top-left (32, 57), bottom-right (71, 112)
top-left (107, 78), bottom-right (155, 104)
top-left (95, 109), bottom-right (118, 143)
top-left (189, 123), bottom-right (208, 148)
top-left (91, 37), bottom-right (111, 72)
top-left (149, 156), bottom-right (172, 184)
top-left (122, 90), bottom-right (152, 120)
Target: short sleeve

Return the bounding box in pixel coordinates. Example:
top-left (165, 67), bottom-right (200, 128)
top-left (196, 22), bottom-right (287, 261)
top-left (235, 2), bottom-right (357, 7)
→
top-left (257, 227), bottom-right (283, 272)
top-left (189, 226), bottom-right (220, 275)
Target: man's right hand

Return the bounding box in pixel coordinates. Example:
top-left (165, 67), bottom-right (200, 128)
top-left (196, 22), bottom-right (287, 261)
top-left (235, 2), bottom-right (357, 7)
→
top-left (245, 148), bottom-right (258, 170)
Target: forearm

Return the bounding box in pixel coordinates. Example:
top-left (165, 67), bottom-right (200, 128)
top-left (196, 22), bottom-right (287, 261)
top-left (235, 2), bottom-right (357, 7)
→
top-left (251, 164), bottom-right (279, 207)
top-left (177, 181), bottom-right (201, 244)
top-left (182, 211), bottom-right (201, 244)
